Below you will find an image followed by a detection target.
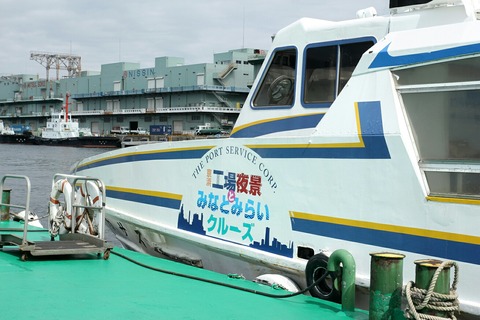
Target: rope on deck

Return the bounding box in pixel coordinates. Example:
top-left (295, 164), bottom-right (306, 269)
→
top-left (111, 249), bottom-right (329, 299)
top-left (404, 261), bottom-right (459, 320)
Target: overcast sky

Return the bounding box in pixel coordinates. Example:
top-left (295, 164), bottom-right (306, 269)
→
top-left (0, 0), bottom-right (389, 78)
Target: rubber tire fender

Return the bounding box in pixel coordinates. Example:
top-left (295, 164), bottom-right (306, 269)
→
top-left (305, 253), bottom-right (341, 303)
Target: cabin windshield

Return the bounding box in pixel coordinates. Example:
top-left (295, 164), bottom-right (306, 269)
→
top-left (303, 40), bottom-right (374, 106)
top-left (395, 56), bottom-right (480, 199)
top-left (253, 49), bottom-right (296, 107)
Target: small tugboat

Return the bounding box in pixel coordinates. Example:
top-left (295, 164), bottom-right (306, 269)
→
top-left (35, 94), bottom-right (121, 148)
top-left (0, 94), bottom-right (120, 148)
top-left (73, 0), bottom-right (480, 317)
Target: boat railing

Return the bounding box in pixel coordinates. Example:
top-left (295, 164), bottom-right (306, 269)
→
top-left (52, 173), bottom-right (107, 240)
top-left (0, 174), bottom-right (32, 246)
top-left (0, 173), bottom-right (112, 260)
top-left (0, 174), bottom-right (108, 245)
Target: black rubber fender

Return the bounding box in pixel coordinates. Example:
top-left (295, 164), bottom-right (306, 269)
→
top-left (305, 253), bottom-right (341, 303)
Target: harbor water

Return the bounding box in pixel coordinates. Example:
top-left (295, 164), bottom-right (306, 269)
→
top-left (0, 144), bottom-right (121, 245)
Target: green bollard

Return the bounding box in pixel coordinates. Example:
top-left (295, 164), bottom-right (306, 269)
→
top-left (414, 259), bottom-right (452, 318)
top-left (327, 249), bottom-right (356, 312)
top-left (369, 252), bottom-right (405, 320)
top-left (1, 189), bottom-right (11, 221)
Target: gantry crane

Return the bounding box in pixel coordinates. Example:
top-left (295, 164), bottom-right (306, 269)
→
top-left (30, 51), bottom-right (81, 81)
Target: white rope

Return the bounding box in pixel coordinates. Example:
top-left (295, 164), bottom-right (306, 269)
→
top-left (404, 261), bottom-right (459, 320)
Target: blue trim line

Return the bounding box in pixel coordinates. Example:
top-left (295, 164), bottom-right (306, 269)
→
top-left (370, 42), bottom-right (480, 68)
top-left (231, 113), bottom-right (324, 138)
top-left (291, 217), bottom-right (480, 265)
top-left (250, 101), bottom-right (390, 159)
top-left (106, 189), bottom-right (181, 210)
top-left (78, 101), bottom-right (389, 172)
top-left (77, 148), bottom-right (210, 171)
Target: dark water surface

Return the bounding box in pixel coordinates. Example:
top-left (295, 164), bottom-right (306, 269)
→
top-left (0, 144), bottom-right (120, 244)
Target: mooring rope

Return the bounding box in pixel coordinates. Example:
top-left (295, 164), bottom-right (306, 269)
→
top-left (404, 261), bottom-right (459, 320)
top-left (11, 211), bottom-right (49, 222)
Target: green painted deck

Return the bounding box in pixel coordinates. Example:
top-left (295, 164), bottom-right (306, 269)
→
top-left (0, 221), bottom-right (368, 320)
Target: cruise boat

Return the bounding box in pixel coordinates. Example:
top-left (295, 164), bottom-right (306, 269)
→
top-left (73, 0), bottom-right (480, 316)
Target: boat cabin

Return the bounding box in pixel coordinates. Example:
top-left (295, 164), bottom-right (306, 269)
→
top-left (42, 110), bottom-right (80, 139)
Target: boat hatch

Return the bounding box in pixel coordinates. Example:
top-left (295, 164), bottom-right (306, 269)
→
top-left (395, 55), bottom-right (480, 201)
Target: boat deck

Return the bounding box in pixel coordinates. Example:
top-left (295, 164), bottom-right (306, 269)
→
top-left (0, 220), bottom-right (368, 320)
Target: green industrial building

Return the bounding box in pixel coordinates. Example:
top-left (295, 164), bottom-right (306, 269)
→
top-left (0, 48), bottom-right (265, 136)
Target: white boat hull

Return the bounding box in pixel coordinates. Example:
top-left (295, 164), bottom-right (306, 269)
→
top-left (75, 1), bottom-right (480, 316)
top-left (77, 125), bottom-right (480, 315)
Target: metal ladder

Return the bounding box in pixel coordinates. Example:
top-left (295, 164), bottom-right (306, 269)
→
top-left (0, 174), bottom-right (113, 260)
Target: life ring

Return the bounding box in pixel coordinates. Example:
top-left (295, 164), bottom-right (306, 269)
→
top-left (75, 180), bottom-right (103, 236)
top-left (305, 253), bottom-right (341, 303)
top-left (49, 178), bottom-right (74, 237)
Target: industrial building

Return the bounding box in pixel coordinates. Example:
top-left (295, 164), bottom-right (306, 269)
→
top-left (0, 48), bottom-right (266, 136)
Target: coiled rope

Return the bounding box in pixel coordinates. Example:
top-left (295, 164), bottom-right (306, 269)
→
top-left (404, 261), bottom-right (459, 320)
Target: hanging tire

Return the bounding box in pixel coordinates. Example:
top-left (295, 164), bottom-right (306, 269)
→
top-left (305, 253), bottom-right (341, 303)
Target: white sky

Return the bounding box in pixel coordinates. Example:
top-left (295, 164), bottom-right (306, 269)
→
top-left (0, 0), bottom-right (389, 77)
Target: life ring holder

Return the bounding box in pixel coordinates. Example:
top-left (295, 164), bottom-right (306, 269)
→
top-left (305, 252), bottom-right (342, 303)
top-left (76, 180), bottom-right (103, 236)
top-left (49, 178), bottom-right (74, 238)
top-left (49, 175), bottom-right (105, 239)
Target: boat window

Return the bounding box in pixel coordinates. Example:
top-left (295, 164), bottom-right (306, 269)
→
top-left (304, 40), bottom-right (374, 105)
top-left (339, 41), bottom-right (374, 91)
top-left (253, 49), bottom-right (296, 107)
top-left (304, 46), bottom-right (337, 103)
top-left (396, 56), bottom-right (480, 85)
top-left (395, 56), bottom-right (480, 199)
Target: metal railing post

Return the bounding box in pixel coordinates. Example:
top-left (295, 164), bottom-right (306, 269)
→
top-left (0, 175), bottom-right (31, 245)
top-left (1, 188), bottom-right (11, 221)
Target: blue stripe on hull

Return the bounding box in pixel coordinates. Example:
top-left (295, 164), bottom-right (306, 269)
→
top-left (252, 101), bottom-right (390, 159)
top-left (77, 101), bottom-right (390, 173)
top-left (251, 135), bottom-right (389, 159)
top-left (231, 113), bottom-right (324, 138)
top-left (78, 148), bottom-right (210, 171)
top-left (291, 217), bottom-right (480, 265)
top-left (107, 189), bottom-right (182, 210)
top-left (369, 42), bottom-right (480, 69)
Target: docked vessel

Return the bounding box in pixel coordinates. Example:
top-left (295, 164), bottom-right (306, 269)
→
top-left (0, 120), bottom-right (36, 144)
top-left (0, 120), bottom-right (14, 135)
top-left (34, 94), bottom-right (121, 148)
top-left (73, 0), bottom-right (480, 316)
top-left (0, 94), bottom-right (120, 148)
top-left (36, 110), bottom-right (121, 148)
top-left (0, 173), bottom-right (462, 319)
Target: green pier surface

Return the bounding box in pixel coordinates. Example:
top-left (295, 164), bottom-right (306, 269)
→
top-left (0, 221), bottom-right (368, 320)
